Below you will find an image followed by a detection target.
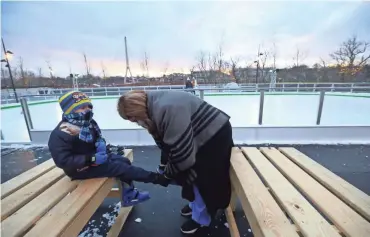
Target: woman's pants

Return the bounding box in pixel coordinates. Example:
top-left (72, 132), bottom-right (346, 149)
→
top-left (189, 185), bottom-right (211, 226)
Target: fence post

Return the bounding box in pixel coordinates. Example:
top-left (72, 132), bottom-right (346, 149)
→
top-left (258, 90), bottom-right (265, 125)
top-left (200, 89), bottom-right (204, 100)
top-left (20, 97), bottom-right (34, 140)
top-left (316, 91), bottom-right (325, 125)
top-left (1, 130), bottom-right (4, 140)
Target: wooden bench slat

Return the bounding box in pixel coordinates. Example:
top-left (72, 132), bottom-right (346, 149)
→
top-left (1, 159), bottom-right (56, 199)
top-left (106, 206), bottom-right (133, 237)
top-left (1, 176), bottom-right (79, 237)
top-left (24, 178), bottom-right (114, 237)
top-left (124, 149), bottom-right (133, 162)
top-left (243, 147), bottom-right (340, 237)
top-left (260, 147), bottom-right (370, 237)
top-left (1, 168), bottom-right (65, 221)
top-left (279, 147), bottom-right (370, 221)
top-left (230, 148), bottom-right (299, 237)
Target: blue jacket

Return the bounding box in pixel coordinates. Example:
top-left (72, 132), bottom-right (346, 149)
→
top-left (48, 121), bottom-right (97, 175)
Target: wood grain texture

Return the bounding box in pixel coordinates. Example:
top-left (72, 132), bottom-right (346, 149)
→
top-left (225, 206), bottom-right (240, 237)
top-left (24, 178), bottom-right (114, 237)
top-left (1, 159), bottom-right (56, 199)
top-left (260, 147), bottom-right (370, 237)
top-left (230, 148), bottom-right (298, 237)
top-left (243, 147), bottom-right (340, 237)
top-left (1, 168), bottom-right (65, 221)
top-left (1, 177), bottom-right (79, 237)
top-left (279, 147), bottom-right (370, 221)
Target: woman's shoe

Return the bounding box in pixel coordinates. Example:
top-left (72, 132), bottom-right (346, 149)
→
top-left (180, 219), bottom-right (201, 234)
top-left (181, 204), bottom-right (192, 217)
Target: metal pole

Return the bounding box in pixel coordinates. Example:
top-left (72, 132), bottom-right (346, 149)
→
top-left (316, 91), bottom-right (325, 125)
top-left (1, 129), bottom-right (4, 140)
top-left (258, 90), bottom-right (265, 125)
top-left (2, 38), bottom-right (18, 103)
top-left (200, 89), bottom-right (204, 100)
top-left (20, 97), bottom-right (34, 140)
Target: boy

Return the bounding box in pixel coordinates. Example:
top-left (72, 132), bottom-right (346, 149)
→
top-left (48, 91), bottom-right (169, 207)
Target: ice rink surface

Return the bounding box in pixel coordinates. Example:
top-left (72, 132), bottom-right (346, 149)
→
top-left (2, 93), bottom-right (370, 142)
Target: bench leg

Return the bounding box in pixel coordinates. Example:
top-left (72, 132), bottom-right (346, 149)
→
top-left (106, 179), bottom-right (133, 237)
top-left (225, 205), bottom-right (240, 237)
top-left (230, 187), bottom-right (238, 211)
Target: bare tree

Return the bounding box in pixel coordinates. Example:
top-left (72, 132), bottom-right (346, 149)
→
top-left (163, 61), bottom-right (169, 75)
top-left (292, 47), bottom-right (307, 67)
top-left (196, 51), bottom-right (208, 82)
top-left (1, 66), bottom-right (5, 79)
top-left (229, 57), bottom-right (240, 83)
top-left (330, 35), bottom-right (370, 80)
top-left (189, 65), bottom-right (196, 77)
top-left (260, 49), bottom-right (270, 82)
top-left (17, 57), bottom-right (28, 86)
top-left (271, 42), bottom-right (277, 69)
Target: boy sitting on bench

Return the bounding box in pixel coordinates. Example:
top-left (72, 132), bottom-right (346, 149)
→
top-left (48, 91), bottom-right (169, 207)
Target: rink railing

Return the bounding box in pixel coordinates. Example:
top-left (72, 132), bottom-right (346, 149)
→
top-left (2, 87), bottom-right (369, 145)
top-left (2, 82), bottom-right (370, 104)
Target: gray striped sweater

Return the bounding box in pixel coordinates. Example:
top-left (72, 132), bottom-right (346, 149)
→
top-left (147, 90), bottom-right (230, 183)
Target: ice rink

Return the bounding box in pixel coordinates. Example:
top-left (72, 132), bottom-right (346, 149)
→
top-left (1, 93), bottom-right (370, 142)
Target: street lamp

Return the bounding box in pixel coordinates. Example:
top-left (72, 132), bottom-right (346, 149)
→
top-left (1, 38), bottom-right (18, 103)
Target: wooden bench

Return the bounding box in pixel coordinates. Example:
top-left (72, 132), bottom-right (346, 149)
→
top-left (1, 149), bottom-right (134, 237)
top-left (226, 147), bottom-right (370, 237)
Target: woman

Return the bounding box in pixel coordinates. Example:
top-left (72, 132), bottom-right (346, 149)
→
top-left (117, 90), bottom-right (234, 234)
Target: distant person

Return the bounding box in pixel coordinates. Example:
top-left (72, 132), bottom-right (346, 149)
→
top-left (185, 78), bottom-right (195, 94)
top-left (117, 90), bottom-right (234, 234)
top-left (48, 91), bottom-right (169, 207)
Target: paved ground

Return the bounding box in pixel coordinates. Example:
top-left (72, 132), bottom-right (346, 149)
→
top-left (1, 144), bottom-right (370, 237)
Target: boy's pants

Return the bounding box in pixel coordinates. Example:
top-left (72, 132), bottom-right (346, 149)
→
top-left (68, 154), bottom-right (153, 184)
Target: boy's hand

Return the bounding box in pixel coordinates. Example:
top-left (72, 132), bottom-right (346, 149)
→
top-left (95, 140), bottom-right (106, 153)
top-left (92, 151), bottom-right (108, 165)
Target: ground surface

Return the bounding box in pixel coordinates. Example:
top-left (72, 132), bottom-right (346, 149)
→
top-left (1, 145), bottom-right (370, 237)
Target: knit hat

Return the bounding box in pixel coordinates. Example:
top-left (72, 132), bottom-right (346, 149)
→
top-left (58, 91), bottom-right (93, 114)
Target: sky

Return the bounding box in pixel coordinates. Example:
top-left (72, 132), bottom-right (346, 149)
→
top-left (1, 0), bottom-right (370, 78)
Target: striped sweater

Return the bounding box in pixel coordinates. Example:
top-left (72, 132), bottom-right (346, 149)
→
top-left (147, 90), bottom-right (230, 183)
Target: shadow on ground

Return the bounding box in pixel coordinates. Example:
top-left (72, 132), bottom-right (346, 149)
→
top-left (1, 145), bottom-right (370, 237)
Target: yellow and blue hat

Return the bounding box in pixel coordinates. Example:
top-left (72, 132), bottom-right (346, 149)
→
top-left (58, 91), bottom-right (93, 114)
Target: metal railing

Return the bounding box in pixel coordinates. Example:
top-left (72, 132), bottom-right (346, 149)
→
top-left (2, 82), bottom-right (370, 104)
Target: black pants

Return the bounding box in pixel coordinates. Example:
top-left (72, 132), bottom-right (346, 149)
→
top-left (193, 121), bottom-right (234, 217)
top-left (67, 154), bottom-right (153, 183)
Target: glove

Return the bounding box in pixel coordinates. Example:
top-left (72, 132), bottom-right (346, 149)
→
top-left (151, 173), bottom-right (171, 187)
top-left (106, 144), bottom-right (125, 156)
top-left (95, 140), bottom-right (106, 153)
top-left (91, 151), bottom-right (108, 165)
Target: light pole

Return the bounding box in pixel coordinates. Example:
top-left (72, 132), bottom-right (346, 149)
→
top-left (1, 38), bottom-right (18, 103)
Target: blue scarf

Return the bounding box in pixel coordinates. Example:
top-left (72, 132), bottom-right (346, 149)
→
top-left (63, 111), bottom-right (104, 145)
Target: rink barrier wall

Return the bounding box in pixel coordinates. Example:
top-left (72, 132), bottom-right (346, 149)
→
top-left (24, 126), bottom-right (370, 146)
top-left (2, 91), bottom-right (370, 110)
top-left (2, 90), bottom-right (370, 145)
